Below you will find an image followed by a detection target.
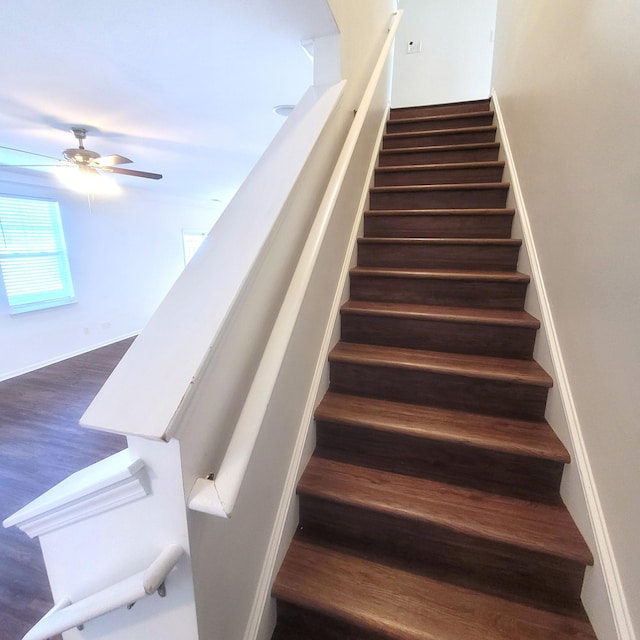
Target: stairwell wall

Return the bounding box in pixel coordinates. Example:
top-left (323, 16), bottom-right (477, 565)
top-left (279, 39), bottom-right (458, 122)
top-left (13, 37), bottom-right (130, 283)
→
top-left (391, 0), bottom-right (497, 107)
top-left (491, 2), bottom-right (640, 638)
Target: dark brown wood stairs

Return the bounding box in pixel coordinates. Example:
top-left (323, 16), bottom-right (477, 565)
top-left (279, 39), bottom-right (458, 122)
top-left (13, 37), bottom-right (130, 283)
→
top-left (271, 99), bottom-right (597, 639)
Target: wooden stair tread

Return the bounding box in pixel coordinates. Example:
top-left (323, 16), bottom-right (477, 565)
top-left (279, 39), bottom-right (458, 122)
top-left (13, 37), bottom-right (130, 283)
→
top-left (371, 182), bottom-right (509, 194)
top-left (274, 539), bottom-right (596, 640)
top-left (329, 341), bottom-right (552, 387)
top-left (379, 141), bottom-right (500, 155)
top-left (376, 160), bottom-right (505, 173)
top-left (390, 99), bottom-right (492, 118)
top-left (385, 125), bottom-right (497, 139)
top-left (351, 265), bottom-right (529, 283)
top-left (316, 391), bottom-right (566, 462)
top-left (342, 299), bottom-right (538, 328)
top-left (299, 457), bottom-right (590, 564)
top-left (389, 109), bottom-right (495, 125)
top-left (365, 207), bottom-right (514, 216)
top-left (358, 237), bottom-right (521, 247)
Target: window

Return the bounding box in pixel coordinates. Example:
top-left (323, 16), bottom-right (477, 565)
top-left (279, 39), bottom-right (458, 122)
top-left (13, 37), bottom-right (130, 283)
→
top-left (0, 195), bottom-right (75, 314)
top-left (182, 230), bottom-right (207, 265)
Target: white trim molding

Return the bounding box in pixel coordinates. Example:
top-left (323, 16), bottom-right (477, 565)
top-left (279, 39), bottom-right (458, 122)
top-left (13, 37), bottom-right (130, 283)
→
top-left (0, 332), bottom-right (138, 383)
top-left (492, 90), bottom-right (637, 640)
top-left (3, 449), bottom-right (148, 538)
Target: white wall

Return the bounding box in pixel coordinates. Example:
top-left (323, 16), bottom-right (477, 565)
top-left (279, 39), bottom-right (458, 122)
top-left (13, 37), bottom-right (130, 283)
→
top-left (492, 2), bottom-right (640, 638)
top-left (391, 0), bottom-right (497, 107)
top-left (0, 172), bottom-right (220, 380)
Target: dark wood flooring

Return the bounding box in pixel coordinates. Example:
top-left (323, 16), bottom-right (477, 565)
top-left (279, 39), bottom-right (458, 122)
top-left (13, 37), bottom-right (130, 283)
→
top-left (0, 339), bottom-right (132, 640)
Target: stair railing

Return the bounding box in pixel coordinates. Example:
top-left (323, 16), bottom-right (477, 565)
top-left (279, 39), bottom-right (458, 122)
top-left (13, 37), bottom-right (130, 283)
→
top-left (21, 543), bottom-right (184, 640)
top-left (188, 9), bottom-right (403, 518)
top-left (79, 78), bottom-right (348, 443)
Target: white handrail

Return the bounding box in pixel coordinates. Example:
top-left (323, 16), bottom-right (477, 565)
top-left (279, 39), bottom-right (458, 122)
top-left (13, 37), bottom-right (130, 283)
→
top-left (188, 9), bottom-right (403, 518)
top-left (22, 544), bottom-right (184, 640)
top-left (80, 80), bottom-right (345, 442)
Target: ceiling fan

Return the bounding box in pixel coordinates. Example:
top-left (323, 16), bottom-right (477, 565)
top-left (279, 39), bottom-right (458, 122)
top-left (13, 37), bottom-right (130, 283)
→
top-left (0, 127), bottom-right (162, 181)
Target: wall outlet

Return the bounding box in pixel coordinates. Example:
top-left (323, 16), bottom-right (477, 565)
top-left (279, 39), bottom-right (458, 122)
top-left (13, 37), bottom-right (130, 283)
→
top-left (407, 40), bottom-right (422, 54)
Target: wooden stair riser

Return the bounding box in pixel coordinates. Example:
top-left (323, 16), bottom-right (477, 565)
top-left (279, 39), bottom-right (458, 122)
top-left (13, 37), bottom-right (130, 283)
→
top-left (297, 499), bottom-right (586, 615)
top-left (390, 99), bottom-right (492, 119)
top-left (374, 163), bottom-right (505, 187)
top-left (379, 143), bottom-right (500, 167)
top-left (340, 311), bottom-right (537, 358)
top-left (386, 112), bottom-right (495, 135)
top-left (357, 240), bottom-right (520, 271)
top-left (273, 602), bottom-right (386, 640)
top-left (315, 423), bottom-right (563, 503)
top-left (364, 211), bottom-right (514, 239)
top-left (383, 127), bottom-right (496, 149)
top-left (369, 185), bottom-right (509, 210)
top-left (328, 360), bottom-right (549, 421)
top-left (350, 272), bottom-right (528, 310)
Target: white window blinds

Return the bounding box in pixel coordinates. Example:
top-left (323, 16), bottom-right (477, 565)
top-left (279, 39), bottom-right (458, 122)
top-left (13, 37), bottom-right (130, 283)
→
top-left (0, 195), bottom-right (75, 314)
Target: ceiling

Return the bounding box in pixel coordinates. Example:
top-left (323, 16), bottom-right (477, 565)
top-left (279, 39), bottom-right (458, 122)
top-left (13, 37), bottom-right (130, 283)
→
top-left (0, 1), bottom-right (338, 205)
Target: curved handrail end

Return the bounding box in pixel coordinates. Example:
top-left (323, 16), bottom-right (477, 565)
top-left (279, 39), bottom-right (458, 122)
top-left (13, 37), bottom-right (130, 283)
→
top-left (188, 477), bottom-right (229, 519)
top-left (143, 544), bottom-right (185, 595)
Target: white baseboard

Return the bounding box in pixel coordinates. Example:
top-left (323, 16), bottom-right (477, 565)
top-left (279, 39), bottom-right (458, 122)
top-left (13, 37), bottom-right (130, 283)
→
top-left (492, 90), bottom-right (636, 640)
top-left (242, 105), bottom-right (390, 640)
top-left (0, 332), bottom-right (139, 383)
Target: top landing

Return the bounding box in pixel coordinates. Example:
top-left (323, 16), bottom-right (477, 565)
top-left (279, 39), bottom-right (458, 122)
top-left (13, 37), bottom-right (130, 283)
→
top-left (390, 98), bottom-right (491, 120)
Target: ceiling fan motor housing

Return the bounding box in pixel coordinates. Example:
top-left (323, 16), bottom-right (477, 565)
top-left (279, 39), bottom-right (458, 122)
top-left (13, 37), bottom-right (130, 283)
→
top-left (63, 127), bottom-right (101, 164)
top-left (63, 147), bottom-right (100, 164)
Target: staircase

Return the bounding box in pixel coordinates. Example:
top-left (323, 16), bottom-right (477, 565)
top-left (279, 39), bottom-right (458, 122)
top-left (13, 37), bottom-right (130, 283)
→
top-left (271, 99), bottom-right (597, 639)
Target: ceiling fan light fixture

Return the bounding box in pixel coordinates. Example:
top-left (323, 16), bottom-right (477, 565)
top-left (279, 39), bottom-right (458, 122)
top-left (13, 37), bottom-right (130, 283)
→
top-left (56, 164), bottom-right (120, 196)
top-left (64, 147), bottom-right (100, 165)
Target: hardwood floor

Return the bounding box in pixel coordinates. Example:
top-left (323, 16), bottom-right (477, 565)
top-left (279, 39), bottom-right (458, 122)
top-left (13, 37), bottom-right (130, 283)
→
top-left (0, 339), bottom-right (132, 640)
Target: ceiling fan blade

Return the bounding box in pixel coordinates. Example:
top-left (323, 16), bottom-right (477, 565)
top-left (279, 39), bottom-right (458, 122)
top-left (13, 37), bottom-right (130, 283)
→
top-left (0, 144), bottom-right (60, 161)
top-left (102, 166), bottom-right (163, 180)
top-left (0, 163), bottom-right (60, 167)
top-left (93, 154), bottom-right (133, 167)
